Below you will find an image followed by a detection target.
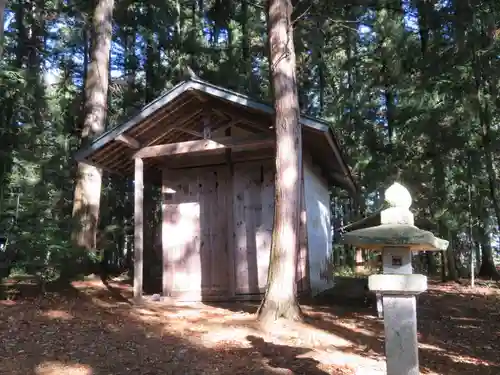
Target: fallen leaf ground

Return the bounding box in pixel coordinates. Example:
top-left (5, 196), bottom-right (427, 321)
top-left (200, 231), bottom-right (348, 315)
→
top-left (0, 278), bottom-right (498, 375)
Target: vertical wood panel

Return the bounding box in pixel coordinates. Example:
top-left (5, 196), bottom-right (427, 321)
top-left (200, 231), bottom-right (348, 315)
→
top-left (246, 172), bottom-right (259, 293)
top-left (199, 170), bottom-right (210, 290)
top-left (226, 162), bottom-right (236, 297)
top-left (165, 201), bottom-right (201, 294)
top-left (257, 164), bottom-right (274, 290)
top-left (297, 170), bottom-right (310, 293)
top-left (232, 160), bottom-right (274, 294)
top-left (303, 155), bottom-right (333, 295)
top-left (233, 167), bottom-right (249, 293)
top-left (162, 198), bottom-right (173, 296)
top-left (162, 168), bottom-right (178, 297)
top-left (185, 172), bottom-right (202, 295)
top-left (162, 159), bottom-right (309, 299)
top-left (212, 168), bottom-right (229, 292)
top-left (134, 158), bottom-right (144, 300)
top-left (162, 165), bottom-right (230, 300)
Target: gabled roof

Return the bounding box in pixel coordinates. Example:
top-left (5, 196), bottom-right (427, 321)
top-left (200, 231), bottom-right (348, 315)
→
top-left (75, 77), bottom-right (358, 195)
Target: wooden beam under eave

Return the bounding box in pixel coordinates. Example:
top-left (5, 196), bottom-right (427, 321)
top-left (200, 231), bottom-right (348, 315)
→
top-left (133, 134), bottom-right (274, 159)
top-left (133, 157), bottom-right (144, 301)
top-left (116, 134), bottom-right (141, 149)
top-left (161, 148), bottom-right (275, 170)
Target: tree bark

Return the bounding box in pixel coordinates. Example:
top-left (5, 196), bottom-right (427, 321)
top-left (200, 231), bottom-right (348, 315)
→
top-left (241, 0), bottom-right (253, 92)
top-left (257, 0), bottom-right (302, 324)
top-left (446, 230), bottom-right (458, 281)
top-left (0, 0), bottom-right (6, 59)
top-left (477, 206), bottom-right (500, 280)
top-left (427, 252), bottom-right (437, 276)
top-left (71, 0), bottom-right (114, 252)
top-left (441, 249), bottom-right (448, 281)
top-left (377, 0), bottom-right (404, 176)
top-left (478, 240), bottom-right (499, 280)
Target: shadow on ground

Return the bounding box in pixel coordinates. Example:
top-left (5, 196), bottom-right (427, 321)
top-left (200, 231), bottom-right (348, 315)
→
top-left (0, 280), bottom-right (350, 375)
top-left (208, 281), bottom-right (500, 375)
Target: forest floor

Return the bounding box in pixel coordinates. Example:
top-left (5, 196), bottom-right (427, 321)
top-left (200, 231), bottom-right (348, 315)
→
top-left (0, 277), bottom-right (499, 375)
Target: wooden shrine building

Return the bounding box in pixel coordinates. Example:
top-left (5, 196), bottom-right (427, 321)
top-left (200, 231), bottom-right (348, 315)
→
top-left (75, 77), bottom-right (358, 301)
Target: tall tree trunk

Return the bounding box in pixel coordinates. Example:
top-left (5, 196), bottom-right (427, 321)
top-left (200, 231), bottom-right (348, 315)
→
top-left (377, 0), bottom-right (403, 179)
top-left (478, 239), bottom-right (499, 280)
top-left (471, 48), bottom-right (500, 234)
top-left (71, 0), bottom-right (114, 252)
top-left (477, 204), bottom-right (500, 280)
top-left (456, 0), bottom-right (500, 233)
top-left (257, 0), bottom-right (302, 324)
top-left (241, 0), bottom-right (252, 92)
top-left (446, 229), bottom-right (458, 281)
top-left (27, 0), bottom-right (45, 130)
top-left (315, 16), bottom-right (327, 117)
top-left (144, 3), bottom-right (159, 104)
top-left (417, 0), bottom-right (450, 278)
top-left (0, 0), bottom-right (6, 59)
top-left (0, 3), bottom-right (24, 187)
top-left (475, 13), bottom-right (500, 233)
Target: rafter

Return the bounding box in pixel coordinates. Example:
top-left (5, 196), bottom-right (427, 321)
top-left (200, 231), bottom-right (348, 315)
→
top-left (115, 134), bottom-right (141, 149)
top-left (209, 101), bottom-right (273, 134)
top-left (173, 128), bottom-right (204, 138)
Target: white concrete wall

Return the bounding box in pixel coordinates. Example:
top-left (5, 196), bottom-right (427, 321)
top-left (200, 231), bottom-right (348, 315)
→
top-left (304, 158), bottom-right (333, 295)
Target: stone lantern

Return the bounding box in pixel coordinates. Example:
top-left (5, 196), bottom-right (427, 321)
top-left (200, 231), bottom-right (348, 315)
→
top-left (341, 182), bottom-right (449, 375)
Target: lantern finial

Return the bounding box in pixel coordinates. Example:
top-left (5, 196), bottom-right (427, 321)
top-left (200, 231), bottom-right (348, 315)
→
top-left (385, 182), bottom-right (412, 209)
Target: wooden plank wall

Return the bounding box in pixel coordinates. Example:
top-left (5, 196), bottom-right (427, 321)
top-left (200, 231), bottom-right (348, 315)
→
top-left (231, 159), bottom-right (308, 295)
top-left (297, 172), bottom-right (310, 294)
top-left (303, 155), bottom-right (333, 295)
top-left (162, 166), bottom-right (230, 299)
top-left (161, 159), bottom-right (310, 300)
top-left (232, 160), bottom-right (275, 294)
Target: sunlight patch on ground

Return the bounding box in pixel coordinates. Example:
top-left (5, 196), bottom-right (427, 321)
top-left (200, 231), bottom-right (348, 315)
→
top-left (185, 310), bottom-right (386, 372)
top-left (256, 320), bottom-right (385, 371)
top-left (305, 349), bottom-right (385, 374)
top-left (262, 319), bottom-right (355, 348)
top-left (199, 322), bottom-right (386, 373)
top-left (201, 326), bottom-right (258, 348)
top-left (104, 322), bottom-right (122, 333)
top-left (162, 307), bottom-right (206, 318)
top-left (39, 309), bottom-right (73, 320)
top-left (419, 342), bottom-right (445, 352)
top-left (123, 301), bottom-right (387, 373)
top-left (432, 349), bottom-right (500, 367)
top-left (455, 324), bottom-right (481, 330)
top-left (134, 307), bottom-right (159, 316)
top-left (35, 362), bottom-right (92, 375)
top-left (89, 296), bottom-right (127, 309)
top-left (71, 280), bottom-right (104, 289)
top-left (0, 300), bottom-right (17, 306)
top-left (321, 316), bottom-right (380, 339)
top-left (449, 316), bottom-right (486, 322)
top-left (3, 279), bottom-right (499, 375)
top-left (259, 359), bottom-right (294, 374)
top-left (128, 310), bottom-right (164, 325)
top-left (71, 279), bottom-right (131, 293)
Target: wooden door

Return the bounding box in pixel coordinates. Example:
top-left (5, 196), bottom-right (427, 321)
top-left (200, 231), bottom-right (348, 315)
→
top-left (232, 160), bottom-right (274, 294)
top-left (163, 201), bottom-right (201, 299)
top-left (162, 166), bottom-right (230, 300)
